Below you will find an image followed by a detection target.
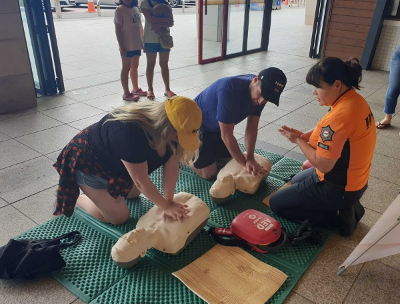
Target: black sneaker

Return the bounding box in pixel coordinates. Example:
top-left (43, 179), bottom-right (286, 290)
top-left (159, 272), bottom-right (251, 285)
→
top-left (338, 202), bottom-right (365, 237)
top-left (355, 201), bottom-right (365, 222)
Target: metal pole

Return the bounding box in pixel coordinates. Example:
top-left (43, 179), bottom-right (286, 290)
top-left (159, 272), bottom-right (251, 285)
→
top-left (97, 0), bottom-right (102, 16)
top-left (182, 0), bottom-right (185, 13)
top-left (44, 0), bottom-right (65, 93)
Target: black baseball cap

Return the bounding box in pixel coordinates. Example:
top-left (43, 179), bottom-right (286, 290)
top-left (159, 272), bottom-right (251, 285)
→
top-left (258, 67), bottom-right (287, 106)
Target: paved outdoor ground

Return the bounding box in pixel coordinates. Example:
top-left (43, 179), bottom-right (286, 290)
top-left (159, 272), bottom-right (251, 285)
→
top-left (0, 4), bottom-right (399, 304)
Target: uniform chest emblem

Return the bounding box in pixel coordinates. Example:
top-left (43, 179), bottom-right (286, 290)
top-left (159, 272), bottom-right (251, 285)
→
top-left (320, 125), bottom-right (335, 142)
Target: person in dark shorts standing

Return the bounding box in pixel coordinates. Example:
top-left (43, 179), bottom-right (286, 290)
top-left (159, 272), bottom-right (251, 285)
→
top-left (189, 68), bottom-right (287, 180)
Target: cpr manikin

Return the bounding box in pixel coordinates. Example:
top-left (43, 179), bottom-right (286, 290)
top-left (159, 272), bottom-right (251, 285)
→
top-left (111, 192), bottom-right (210, 268)
top-left (209, 153), bottom-right (272, 204)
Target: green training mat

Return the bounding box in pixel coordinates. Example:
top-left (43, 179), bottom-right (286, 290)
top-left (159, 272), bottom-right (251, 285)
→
top-left (15, 148), bottom-right (330, 304)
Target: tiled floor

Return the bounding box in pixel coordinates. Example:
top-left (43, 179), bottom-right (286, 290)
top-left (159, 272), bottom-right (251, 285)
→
top-left (1, 5), bottom-right (399, 304)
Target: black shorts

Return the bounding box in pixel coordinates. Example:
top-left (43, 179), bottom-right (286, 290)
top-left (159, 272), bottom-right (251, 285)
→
top-left (193, 131), bottom-right (232, 169)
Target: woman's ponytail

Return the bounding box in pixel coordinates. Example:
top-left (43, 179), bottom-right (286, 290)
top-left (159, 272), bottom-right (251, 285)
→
top-left (344, 57), bottom-right (362, 90)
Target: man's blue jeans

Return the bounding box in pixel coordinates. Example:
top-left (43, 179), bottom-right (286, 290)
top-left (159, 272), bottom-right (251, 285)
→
top-left (384, 45), bottom-right (400, 115)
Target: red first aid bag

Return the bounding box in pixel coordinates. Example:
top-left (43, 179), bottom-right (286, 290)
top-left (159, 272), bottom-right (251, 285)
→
top-left (209, 209), bottom-right (287, 253)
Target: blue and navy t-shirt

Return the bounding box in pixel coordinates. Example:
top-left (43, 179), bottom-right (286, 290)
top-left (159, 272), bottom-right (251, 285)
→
top-left (194, 74), bottom-right (265, 132)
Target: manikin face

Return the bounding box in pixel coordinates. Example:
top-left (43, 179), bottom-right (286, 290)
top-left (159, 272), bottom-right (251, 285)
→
top-left (250, 79), bottom-right (268, 106)
top-left (312, 80), bottom-right (341, 107)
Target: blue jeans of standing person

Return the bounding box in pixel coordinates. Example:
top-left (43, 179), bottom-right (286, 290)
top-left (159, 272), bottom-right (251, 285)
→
top-left (384, 45), bottom-right (400, 115)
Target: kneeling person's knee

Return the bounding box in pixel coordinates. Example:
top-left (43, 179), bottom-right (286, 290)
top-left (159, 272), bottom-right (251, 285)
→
top-left (190, 161), bottom-right (218, 180)
top-left (199, 170), bottom-right (217, 180)
top-left (109, 211), bottom-right (130, 226)
top-left (194, 165), bottom-right (218, 180)
top-left (269, 195), bottom-right (283, 215)
top-left (105, 197), bottom-right (130, 225)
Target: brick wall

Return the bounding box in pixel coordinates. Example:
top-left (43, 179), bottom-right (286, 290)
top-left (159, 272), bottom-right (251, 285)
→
top-left (323, 0), bottom-right (378, 61)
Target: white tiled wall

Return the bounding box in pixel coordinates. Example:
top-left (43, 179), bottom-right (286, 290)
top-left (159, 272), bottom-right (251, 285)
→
top-left (372, 20), bottom-right (400, 71)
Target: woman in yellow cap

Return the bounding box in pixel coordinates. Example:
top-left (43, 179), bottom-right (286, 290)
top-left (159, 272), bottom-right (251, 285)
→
top-left (53, 97), bottom-right (202, 224)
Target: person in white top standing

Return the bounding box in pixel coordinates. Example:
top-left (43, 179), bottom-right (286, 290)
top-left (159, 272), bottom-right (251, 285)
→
top-left (114, 0), bottom-right (148, 102)
top-left (140, 0), bottom-right (175, 100)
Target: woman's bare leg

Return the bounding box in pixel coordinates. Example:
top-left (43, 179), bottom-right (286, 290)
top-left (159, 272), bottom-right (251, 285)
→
top-left (121, 55), bottom-right (133, 96)
top-left (146, 52), bottom-right (157, 94)
top-left (130, 55), bottom-right (140, 92)
top-left (77, 185), bottom-right (130, 225)
top-left (159, 51), bottom-right (173, 95)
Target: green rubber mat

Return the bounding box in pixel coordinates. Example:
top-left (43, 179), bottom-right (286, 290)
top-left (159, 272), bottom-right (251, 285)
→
top-left (16, 214), bottom-right (126, 303)
top-left (239, 144), bottom-right (285, 166)
top-left (91, 259), bottom-right (205, 304)
top-left (248, 175), bottom-right (287, 201)
top-left (270, 157), bottom-right (303, 181)
top-left (14, 148), bottom-right (329, 304)
top-left (150, 229), bottom-right (217, 270)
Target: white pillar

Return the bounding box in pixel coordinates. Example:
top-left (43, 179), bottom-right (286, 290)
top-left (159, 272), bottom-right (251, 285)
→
top-left (54, 0), bottom-right (63, 19)
top-left (305, 0), bottom-right (317, 26)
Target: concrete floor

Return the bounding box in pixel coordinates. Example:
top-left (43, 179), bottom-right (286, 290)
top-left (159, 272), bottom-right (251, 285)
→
top-left (0, 5), bottom-right (399, 304)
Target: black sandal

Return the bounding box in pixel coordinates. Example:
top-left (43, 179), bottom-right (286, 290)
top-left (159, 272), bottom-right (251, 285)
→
top-left (376, 121), bottom-right (391, 129)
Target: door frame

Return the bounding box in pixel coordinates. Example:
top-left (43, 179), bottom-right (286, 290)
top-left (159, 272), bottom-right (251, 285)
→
top-left (198, 0), bottom-right (271, 64)
top-left (22, 0), bottom-right (64, 95)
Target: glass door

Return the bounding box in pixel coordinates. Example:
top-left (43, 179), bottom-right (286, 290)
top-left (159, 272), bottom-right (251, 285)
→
top-left (20, 0), bottom-right (64, 95)
top-left (247, 0), bottom-right (264, 51)
top-left (226, 1), bottom-right (245, 55)
top-left (226, 0), bottom-right (265, 56)
top-left (309, 0), bottom-right (329, 58)
top-left (198, 0), bottom-right (268, 64)
top-left (198, 0), bottom-right (228, 64)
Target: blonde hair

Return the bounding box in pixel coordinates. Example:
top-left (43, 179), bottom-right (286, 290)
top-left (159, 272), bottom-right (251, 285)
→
top-left (107, 101), bottom-right (198, 164)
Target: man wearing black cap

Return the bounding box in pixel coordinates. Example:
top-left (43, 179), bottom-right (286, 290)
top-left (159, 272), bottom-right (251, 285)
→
top-left (190, 67), bottom-right (287, 180)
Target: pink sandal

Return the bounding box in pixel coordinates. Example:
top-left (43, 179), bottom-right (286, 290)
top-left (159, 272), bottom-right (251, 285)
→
top-left (131, 88), bottom-right (148, 96)
top-left (123, 93), bottom-right (140, 102)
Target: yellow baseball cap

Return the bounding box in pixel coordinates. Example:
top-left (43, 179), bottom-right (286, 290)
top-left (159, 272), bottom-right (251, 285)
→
top-left (165, 96), bottom-right (202, 151)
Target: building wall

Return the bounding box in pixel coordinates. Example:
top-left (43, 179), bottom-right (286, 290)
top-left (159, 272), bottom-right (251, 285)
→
top-left (372, 20), bottom-right (400, 71)
top-left (0, 0), bottom-right (36, 114)
top-left (323, 0), bottom-right (378, 60)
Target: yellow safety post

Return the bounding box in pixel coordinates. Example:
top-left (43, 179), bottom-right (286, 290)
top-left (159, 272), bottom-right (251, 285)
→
top-left (97, 0), bottom-right (102, 16)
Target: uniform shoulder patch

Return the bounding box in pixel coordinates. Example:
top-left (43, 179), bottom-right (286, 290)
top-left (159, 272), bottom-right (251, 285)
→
top-left (318, 142), bottom-right (329, 150)
top-left (320, 125), bottom-right (335, 142)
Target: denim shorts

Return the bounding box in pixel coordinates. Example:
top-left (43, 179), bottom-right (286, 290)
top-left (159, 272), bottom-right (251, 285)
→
top-left (126, 50), bottom-right (141, 57)
top-left (144, 43), bottom-right (170, 53)
top-left (74, 170), bottom-right (108, 190)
